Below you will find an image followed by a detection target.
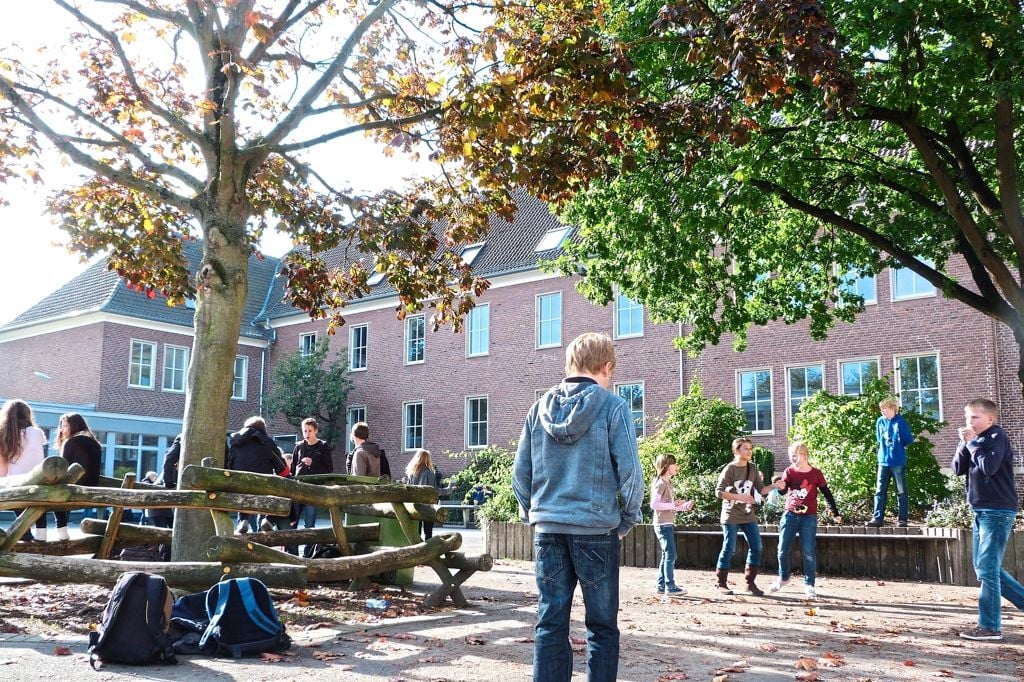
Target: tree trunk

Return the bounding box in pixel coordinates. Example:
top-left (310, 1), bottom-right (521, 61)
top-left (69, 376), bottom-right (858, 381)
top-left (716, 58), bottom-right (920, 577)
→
top-left (0, 552), bottom-right (307, 590)
top-left (175, 225), bottom-right (252, 562)
top-left (0, 456), bottom-right (69, 489)
top-left (79, 519), bottom-right (382, 548)
top-left (0, 486), bottom-right (290, 516)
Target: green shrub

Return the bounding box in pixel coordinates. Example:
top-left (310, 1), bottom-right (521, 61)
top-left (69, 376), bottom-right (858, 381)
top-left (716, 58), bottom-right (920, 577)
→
top-left (444, 445), bottom-right (518, 522)
top-left (923, 475), bottom-right (973, 529)
top-left (790, 377), bottom-right (946, 520)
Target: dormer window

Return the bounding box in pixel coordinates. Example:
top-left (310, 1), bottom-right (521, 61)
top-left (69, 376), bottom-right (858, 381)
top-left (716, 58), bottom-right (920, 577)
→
top-left (461, 242), bottom-right (485, 266)
top-left (535, 226), bottom-right (571, 252)
top-left (367, 270), bottom-right (386, 286)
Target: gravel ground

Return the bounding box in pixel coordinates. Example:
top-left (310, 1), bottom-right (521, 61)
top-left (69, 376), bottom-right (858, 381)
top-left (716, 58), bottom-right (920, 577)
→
top-left (1, 555), bottom-right (1023, 681)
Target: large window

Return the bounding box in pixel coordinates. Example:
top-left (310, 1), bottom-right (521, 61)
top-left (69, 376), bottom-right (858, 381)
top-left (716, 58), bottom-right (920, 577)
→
top-left (404, 401), bottom-right (424, 451)
top-left (162, 345), bottom-right (188, 393)
top-left (787, 364), bottom-right (824, 425)
top-left (536, 292), bottom-right (562, 348)
top-left (893, 260), bottom-right (936, 300)
top-left (615, 383), bottom-right (645, 439)
top-left (346, 405), bottom-right (366, 452)
top-left (405, 315), bottom-right (425, 364)
top-left (299, 332), bottom-right (317, 357)
top-left (738, 369), bottom-right (773, 433)
top-left (350, 324), bottom-right (368, 370)
top-left (614, 291), bottom-right (643, 338)
top-left (466, 396), bottom-right (489, 448)
top-left (113, 433), bottom-right (160, 480)
top-left (232, 356), bottom-right (248, 400)
top-left (466, 304), bottom-right (489, 357)
top-left (839, 359), bottom-right (879, 396)
top-left (839, 268), bottom-right (877, 305)
top-left (128, 340), bottom-right (156, 389)
top-left (897, 353), bottom-right (941, 420)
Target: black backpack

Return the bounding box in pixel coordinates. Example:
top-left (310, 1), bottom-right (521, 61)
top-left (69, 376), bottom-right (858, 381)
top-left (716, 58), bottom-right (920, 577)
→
top-left (88, 571), bottom-right (177, 668)
top-left (194, 578), bottom-right (290, 658)
top-left (378, 447), bottom-right (391, 479)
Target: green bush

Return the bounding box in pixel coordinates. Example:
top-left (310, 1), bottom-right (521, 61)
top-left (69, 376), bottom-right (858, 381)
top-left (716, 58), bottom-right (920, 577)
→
top-left (790, 377), bottom-right (946, 521)
top-left (444, 445), bottom-right (518, 522)
top-left (923, 475), bottom-right (973, 529)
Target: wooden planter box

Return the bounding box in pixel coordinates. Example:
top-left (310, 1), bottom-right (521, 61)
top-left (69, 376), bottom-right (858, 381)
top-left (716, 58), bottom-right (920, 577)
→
top-left (482, 522), bottom-right (1020, 586)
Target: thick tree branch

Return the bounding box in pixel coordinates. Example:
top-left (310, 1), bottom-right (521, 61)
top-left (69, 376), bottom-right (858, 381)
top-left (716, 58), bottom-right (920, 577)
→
top-left (994, 97), bottom-right (1024, 274)
top-left (942, 119), bottom-right (1001, 214)
top-left (93, 0), bottom-right (192, 28)
top-left (243, 0), bottom-right (302, 66)
top-left (54, 0), bottom-right (211, 158)
top-left (748, 177), bottom-right (1016, 324)
top-left (0, 75), bottom-right (193, 213)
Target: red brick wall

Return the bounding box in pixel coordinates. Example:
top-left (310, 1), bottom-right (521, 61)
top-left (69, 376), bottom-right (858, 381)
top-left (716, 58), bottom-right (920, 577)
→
top-left (0, 324), bottom-right (105, 405)
top-left (267, 275), bottom-right (683, 476)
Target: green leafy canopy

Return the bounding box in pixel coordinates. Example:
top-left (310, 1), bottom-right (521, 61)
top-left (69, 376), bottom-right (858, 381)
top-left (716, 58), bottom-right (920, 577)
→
top-left (264, 339), bottom-right (352, 447)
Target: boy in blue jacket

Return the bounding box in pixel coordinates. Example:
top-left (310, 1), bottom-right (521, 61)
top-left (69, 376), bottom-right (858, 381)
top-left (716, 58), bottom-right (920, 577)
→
top-left (866, 397), bottom-right (914, 527)
top-left (953, 398), bottom-right (1024, 641)
top-left (513, 332), bottom-right (643, 682)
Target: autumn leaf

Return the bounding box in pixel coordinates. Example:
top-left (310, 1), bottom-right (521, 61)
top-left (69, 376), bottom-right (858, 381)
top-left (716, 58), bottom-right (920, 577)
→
top-left (819, 651), bottom-right (846, 667)
top-left (794, 657), bottom-right (817, 671)
top-left (260, 651), bottom-right (287, 662)
top-left (934, 670), bottom-right (954, 678)
top-left (904, 660), bottom-right (916, 666)
top-left (795, 673), bottom-right (820, 682)
top-left (714, 660), bottom-right (749, 674)
top-left (657, 674), bottom-right (689, 681)
top-left (513, 636), bottom-right (534, 643)
top-left (312, 650), bottom-right (345, 661)
top-left (465, 635), bottom-right (485, 645)
top-left (757, 642), bottom-right (779, 653)
top-left (53, 646), bottom-right (72, 656)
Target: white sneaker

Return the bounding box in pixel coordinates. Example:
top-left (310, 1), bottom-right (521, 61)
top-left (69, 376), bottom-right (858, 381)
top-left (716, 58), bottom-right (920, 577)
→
top-left (769, 578), bottom-right (789, 593)
top-left (31, 527), bottom-right (48, 542)
top-left (804, 585), bottom-right (817, 600)
top-left (56, 527), bottom-right (70, 541)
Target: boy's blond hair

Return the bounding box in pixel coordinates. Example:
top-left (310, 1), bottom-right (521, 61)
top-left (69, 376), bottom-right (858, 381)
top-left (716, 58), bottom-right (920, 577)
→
top-left (878, 397), bottom-right (899, 411)
top-left (565, 332), bottom-right (616, 376)
top-left (966, 398), bottom-right (999, 420)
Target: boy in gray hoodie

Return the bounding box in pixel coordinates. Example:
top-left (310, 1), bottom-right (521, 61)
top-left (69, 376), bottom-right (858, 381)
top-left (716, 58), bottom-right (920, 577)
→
top-left (513, 332), bottom-right (644, 682)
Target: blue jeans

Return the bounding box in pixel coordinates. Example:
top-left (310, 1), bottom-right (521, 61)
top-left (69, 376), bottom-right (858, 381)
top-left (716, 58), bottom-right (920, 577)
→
top-left (534, 531), bottom-right (620, 682)
top-left (655, 524), bottom-right (678, 590)
top-left (872, 465), bottom-right (908, 523)
top-left (717, 522), bottom-right (762, 569)
top-left (299, 504), bottom-right (320, 528)
top-left (777, 512), bottom-right (818, 585)
top-left (972, 509), bottom-right (1024, 632)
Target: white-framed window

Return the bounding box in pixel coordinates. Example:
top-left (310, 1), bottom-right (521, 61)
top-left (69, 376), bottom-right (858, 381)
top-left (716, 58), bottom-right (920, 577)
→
top-left (892, 259), bottom-right (936, 300)
top-left (350, 324), bottom-right (368, 371)
top-left (466, 396), bottom-right (489, 448)
top-left (232, 355), bottom-right (248, 400)
top-left (614, 291), bottom-right (643, 338)
top-left (128, 339), bottom-right (156, 389)
top-left (405, 315), bottom-right (425, 364)
top-left (299, 332), bottom-right (317, 357)
top-left (787, 364), bottom-right (824, 425)
top-left (403, 401), bottom-right (424, 451)
top-left (737, 369), bottom-right (773, 433)
top-left (839, 358), bottom-right (879, 396)
top-left (346, 405), bottom-right (366, 452)
top-left (112, 433), bottom-right (160, 480)
top-left (896, 353), bottom-right (942, 420)
top-left (461, 242), bottom-right (485, 265)
top-left (466, 304), bottom-right (489, 357)
top-left (536, 292), bottom-right (562, 348)
top-left (615, 382), bottom-right (645, 439)
top-left (839, 268), bottom-right (877, 305)
top-left (535, 226), bottom-right (571, 252)
top-left (162, 344), bottom-right (189, 393)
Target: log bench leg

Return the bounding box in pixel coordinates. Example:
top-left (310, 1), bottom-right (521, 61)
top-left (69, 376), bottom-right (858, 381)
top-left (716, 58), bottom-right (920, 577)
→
top-left (423, 558), bottom-right (473, 608)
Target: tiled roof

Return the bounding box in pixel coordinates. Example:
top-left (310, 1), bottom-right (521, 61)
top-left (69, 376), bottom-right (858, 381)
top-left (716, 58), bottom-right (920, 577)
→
top-left (262, 189), bottom-right (572, 320)
top-left (3, 241), bottom-right (280, 340)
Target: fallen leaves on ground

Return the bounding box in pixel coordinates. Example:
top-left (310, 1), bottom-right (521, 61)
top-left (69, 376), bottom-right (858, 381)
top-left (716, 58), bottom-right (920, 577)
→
top-left (795, 672), bottom-right (820, 681)
top-left (465, 635), bottom-right (486, 645)
top-left (794, 657), bottom-right (817, 671)
top-left (714, 660), bottom-right (749, 674)
top-left (657, 673), bottom-right (689, 681)
top-left (757, 642), bottom-right (779, 653)
top-left (312, 650), bottom-right (345, 661)
top-left (52, 646), bottom-right (72, 656)
top-left (819, 651), bottom-right (845, 667)
top-left (903, 660), bottom-right (916, 666)
top-left (934, 671), bottom-right (954, 678)
top-left (513, 636), bottom-right (534, 643)
top-left (259, 651), bottom-right (287, 662)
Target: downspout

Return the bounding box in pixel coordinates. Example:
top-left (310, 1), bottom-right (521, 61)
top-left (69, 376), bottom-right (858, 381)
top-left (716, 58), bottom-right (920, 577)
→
top-left (678, 322), bottom-right (684, 397)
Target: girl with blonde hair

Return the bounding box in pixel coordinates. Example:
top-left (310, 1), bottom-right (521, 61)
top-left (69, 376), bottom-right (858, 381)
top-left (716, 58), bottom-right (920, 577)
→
top-left (405, 449), bottom-right (439, 539)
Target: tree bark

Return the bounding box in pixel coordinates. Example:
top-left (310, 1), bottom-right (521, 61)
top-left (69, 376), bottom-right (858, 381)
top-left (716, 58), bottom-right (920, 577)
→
top-left (79, 519), bottom-right (382, 547)
top-left (0, 456), bottom-right (69, 489)
top-left (0, 552), bottom-right (307, 590)
top-left (175, 226), bottom-right (251, 562)
top-left (0, 486), bottom-right (291, 516)
top-left (345, 503), bottom-right (447, 524)
top-left (180, 465), bottom-right (438, 505)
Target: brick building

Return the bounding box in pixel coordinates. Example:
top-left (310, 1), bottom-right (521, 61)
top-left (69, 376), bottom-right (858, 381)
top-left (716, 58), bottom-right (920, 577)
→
top-left (2, 195), bottom-right (1022, 480)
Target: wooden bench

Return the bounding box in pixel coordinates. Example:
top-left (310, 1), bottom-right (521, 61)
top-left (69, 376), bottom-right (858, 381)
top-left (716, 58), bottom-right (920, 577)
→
top-left (439, 502), bottom-right (477, 528)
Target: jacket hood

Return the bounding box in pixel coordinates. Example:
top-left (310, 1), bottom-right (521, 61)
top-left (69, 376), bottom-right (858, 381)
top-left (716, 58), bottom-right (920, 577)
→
top-left (538, 381), bottom-right (611, 444)
top-left (230, 425), bottom-right (271, 448)
top-left (358, 440), bottom-right (381, 458)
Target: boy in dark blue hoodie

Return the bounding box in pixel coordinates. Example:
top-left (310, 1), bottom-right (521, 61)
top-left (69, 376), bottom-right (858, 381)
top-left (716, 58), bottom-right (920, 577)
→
top-left (513, 332), bottom-right (643, 682)
top-left (953, 398), bottom-right (1024, 641)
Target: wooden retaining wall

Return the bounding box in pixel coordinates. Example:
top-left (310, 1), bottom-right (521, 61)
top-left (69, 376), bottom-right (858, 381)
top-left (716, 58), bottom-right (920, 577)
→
top-left (483, 522), bottom-right (1020, 586)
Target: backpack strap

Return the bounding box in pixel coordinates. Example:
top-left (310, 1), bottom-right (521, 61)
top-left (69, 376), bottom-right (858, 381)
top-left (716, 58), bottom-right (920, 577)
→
top-left (237, 578), bottom-right (283, 636)
top-left (199, 581), bottom-right (232, 651)
top-left (145, 577), bottom-right (177, 665)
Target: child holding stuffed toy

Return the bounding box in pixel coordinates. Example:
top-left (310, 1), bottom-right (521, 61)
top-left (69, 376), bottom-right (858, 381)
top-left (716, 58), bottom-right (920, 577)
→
top-left (770, 441), bottom-right (841, 600)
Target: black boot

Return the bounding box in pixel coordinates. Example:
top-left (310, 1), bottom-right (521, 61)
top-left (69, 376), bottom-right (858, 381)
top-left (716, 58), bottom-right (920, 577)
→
top-left (745, 564), bottom-right (764, 596)
top-left (715, 568), bottom-right (733, 595)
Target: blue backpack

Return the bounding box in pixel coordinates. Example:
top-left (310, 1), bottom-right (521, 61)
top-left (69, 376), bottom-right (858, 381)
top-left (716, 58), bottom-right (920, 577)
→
top-left (174, 577), bottom-right (290, 658)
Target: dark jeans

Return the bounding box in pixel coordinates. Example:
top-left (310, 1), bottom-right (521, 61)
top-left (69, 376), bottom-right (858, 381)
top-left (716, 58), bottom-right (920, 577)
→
top-left (777, 512), bottom-right (818, 585)
top-left (872, 465), bottom-right (908, 523)
top-left (717, 522), bottom-right (763, 569)
top-left (533, 531), bottom-right (620, 682)
top-left (420, 521), bottom-right (434, 540)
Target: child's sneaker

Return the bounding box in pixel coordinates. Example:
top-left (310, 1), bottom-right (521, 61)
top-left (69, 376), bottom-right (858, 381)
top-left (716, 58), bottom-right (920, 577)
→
top-left (804, 585), bottom-right (817, 600)
top-left (666, 585), bottom-right (686, 595)
top-left (959, 626), bottom-right (1002, 641)
top-left (769, 577), bottom-right (789, 593)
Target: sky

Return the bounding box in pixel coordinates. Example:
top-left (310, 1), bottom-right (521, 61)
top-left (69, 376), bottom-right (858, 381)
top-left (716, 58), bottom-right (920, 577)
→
top-left (0, 3), bottom-right (430, 326)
